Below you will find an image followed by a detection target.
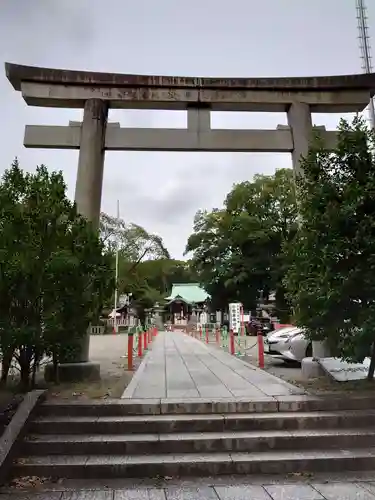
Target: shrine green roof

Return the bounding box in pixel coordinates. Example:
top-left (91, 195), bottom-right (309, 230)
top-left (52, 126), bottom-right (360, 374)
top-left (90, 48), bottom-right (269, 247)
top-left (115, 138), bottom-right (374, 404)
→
top-left (165, 283), bottom-right (210, 304)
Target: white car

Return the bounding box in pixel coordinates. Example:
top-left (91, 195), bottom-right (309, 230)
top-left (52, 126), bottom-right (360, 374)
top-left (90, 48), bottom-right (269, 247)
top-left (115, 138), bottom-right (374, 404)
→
top-left (265, 326), bottom-right (312, 363)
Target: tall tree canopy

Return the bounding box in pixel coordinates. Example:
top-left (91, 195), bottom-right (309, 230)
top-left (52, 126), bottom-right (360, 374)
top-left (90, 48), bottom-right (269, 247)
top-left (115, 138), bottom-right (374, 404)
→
top-left (186, 168), bottom-right (298, 317)
top-left (100, 213), bottom-right (199, 322)
top-left (100, 212), bottom-right (170, 262)
top-left (285, 117), bottom-right (375, 376)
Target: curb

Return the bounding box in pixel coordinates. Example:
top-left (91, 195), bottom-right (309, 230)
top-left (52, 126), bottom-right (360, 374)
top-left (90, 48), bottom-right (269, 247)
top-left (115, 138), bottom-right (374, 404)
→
top-left (0, 389), bottom-right (46, 485)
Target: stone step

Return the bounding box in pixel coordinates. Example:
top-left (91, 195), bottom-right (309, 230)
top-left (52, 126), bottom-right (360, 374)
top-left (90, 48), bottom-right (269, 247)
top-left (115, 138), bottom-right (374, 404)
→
top-left (13, 448), bottom-right (375, 478)
top-left (29, 410), bottom-right (375, 435)
top-left (37, 395), bottom-right (375, 417)
top-left (37, 399), bottom-right (279, 417)
top-left (23, 428), bottom-right (375, 456)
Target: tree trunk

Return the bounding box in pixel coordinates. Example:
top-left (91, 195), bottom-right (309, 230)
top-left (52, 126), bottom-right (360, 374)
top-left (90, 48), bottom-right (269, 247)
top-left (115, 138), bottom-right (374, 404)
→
top-left (367, 340), bottom-right (375, 380)
top-left (52, 351), bottom-right (59, 384)
top-left (19, 364), bottom-right (30, 392)
top-left (18, 347), bottom-right (31, 392)
top-left (0, 348), bottom-right (14, 384)
top-left (31, 352), bottom-right (40, 387)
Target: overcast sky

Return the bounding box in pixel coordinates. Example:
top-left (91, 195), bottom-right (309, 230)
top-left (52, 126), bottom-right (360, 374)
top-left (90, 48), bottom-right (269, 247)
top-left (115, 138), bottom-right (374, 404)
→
top-left (1, 0), bottom-right (374, 258)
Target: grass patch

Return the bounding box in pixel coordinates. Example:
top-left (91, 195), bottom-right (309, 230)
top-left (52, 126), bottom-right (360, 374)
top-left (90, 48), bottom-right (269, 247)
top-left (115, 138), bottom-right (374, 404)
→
top-left (291, 376), bottom-right (375, 395)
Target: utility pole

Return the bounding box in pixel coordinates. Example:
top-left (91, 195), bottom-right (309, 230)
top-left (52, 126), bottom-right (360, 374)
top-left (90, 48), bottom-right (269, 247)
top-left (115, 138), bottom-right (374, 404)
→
top-left (113, 199), bottom-right (120, 334)
top-left (356, 0), bottom-right (375, 128)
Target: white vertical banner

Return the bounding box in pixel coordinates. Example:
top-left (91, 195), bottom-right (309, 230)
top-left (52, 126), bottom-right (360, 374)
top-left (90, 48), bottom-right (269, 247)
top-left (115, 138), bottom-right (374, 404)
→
top-left (229, 303), bottom-right (242, 333)
top-left (216, 311), bottom-right (222, 324)
top-left (200, 311), bottom-right (208, 325)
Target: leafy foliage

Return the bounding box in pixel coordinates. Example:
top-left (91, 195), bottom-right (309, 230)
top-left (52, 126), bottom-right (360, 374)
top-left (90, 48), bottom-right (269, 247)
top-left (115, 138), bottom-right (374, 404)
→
top-left (116, 258), bottom-right (198, 324)
top-left (100, 212), bottom-right (170, 262)
top-left (285, 117), bottom-right (375, 372)
top-left (100, 212), bottom-right (198, 323)
top-left (0, 159), bottom-right (114, 389)
top-left (185, 169), bottom-right (298, 318)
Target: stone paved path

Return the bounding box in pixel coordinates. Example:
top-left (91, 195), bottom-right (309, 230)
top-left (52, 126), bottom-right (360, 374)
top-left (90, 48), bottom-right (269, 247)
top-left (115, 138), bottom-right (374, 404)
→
top-left (122, 331), bottom-right (303, 399)
top-left (4, 476), bottom-right (375, 499)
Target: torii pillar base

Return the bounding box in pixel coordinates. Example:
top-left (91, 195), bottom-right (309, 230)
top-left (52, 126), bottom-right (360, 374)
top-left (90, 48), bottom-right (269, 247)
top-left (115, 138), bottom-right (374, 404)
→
top-left (44, 361), bottom-right (100, 383)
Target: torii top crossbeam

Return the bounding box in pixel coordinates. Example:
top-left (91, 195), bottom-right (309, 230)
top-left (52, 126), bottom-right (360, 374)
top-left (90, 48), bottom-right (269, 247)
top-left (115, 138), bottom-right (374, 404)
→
top-left (5, 62), bottom-right (375, 112)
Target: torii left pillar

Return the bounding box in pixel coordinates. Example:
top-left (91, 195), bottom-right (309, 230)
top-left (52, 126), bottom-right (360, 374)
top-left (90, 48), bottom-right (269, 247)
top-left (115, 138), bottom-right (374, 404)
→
top-left (44, 98), bottom-right (108, 383)
top-left (75, 98), bottom-right (108, 228)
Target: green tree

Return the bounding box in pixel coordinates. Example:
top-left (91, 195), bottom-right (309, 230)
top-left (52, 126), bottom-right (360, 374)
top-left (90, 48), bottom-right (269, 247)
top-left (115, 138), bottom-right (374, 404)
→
top-left (0, 160), bottom-right (113, 388)
top-left (115, 259), bottom-right (197, 326)
top-left (186, 169), bottom-right (298, 318)
top-left (100, 212), bottom-right (170, 262)
top-left (135, 258), bottom-right (198, 294)
top-left (43, 218), bottom-right (114, 380)
top-left (285, 117), bottom-right (375, 378)
top-left (100, 213), bottom-right (171, 314)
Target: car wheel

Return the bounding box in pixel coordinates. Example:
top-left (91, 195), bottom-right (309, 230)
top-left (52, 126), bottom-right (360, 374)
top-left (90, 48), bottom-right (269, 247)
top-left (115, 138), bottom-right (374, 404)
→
top-left (305, 343), bottom-right (313, 358)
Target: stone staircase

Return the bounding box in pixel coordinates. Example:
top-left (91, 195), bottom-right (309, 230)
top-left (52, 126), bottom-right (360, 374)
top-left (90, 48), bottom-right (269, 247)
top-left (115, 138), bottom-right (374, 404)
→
top-left (11, 397), bottom-right (375, 479)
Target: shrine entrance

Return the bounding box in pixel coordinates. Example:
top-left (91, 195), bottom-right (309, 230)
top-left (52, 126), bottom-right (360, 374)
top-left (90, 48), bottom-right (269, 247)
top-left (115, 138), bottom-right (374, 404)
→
top-left (6, 61), bottom-right (375, 365)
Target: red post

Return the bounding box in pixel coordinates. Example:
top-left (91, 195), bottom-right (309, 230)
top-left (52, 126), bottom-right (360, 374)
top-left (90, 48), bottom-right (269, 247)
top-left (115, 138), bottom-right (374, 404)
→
top-left (148, 329), bottom-right (152, 343)
top-left (199, 326), bottom-right (202, 340)
top-left (138, 330), bottom-right (143, 357)
top-left (216, 327), bottom-right (220, 344)
top-left (257, 326), bottom-right (265, 369)
top-left (240, 304), bottom-right (244, 336)
top-left (229, 329), bottom-right (235, 355)
top-left (153, 327), bottom-right (157, 337)
top-left (205, 326), bottom-right (209, 344)
top-left (143, 330), bottom-right (147, 350)
top-left (127, 333), bottom-right (134, 370)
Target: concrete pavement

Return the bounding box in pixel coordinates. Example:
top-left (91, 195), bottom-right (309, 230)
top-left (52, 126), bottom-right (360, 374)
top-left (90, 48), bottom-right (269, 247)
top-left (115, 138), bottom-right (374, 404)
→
top-left (122, 331), bottom-right (304, 400)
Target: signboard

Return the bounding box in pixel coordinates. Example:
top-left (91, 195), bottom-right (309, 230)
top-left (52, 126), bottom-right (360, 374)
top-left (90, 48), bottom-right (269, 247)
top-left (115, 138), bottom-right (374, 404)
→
top-left (229, 302), bottom-right (242, 333)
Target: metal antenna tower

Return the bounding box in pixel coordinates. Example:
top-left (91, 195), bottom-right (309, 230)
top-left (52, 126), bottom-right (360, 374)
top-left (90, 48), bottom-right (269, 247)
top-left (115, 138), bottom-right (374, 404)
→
top-left (356, 0), bottom-right (375, 128)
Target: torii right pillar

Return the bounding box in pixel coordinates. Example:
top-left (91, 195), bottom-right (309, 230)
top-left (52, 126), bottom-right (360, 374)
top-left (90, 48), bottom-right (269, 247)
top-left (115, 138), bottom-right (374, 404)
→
top-left (288, 101), bottom-right (331, 374)
top-left (287, 102), bottom-right (312, 178)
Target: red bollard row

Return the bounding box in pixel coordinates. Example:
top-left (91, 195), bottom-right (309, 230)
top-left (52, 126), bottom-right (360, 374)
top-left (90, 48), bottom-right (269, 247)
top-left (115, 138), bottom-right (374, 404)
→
top-left (127, 327), bottom-right (158, 371)
top-left (230, 329), bottom-right (235, 355)
top-left (257, 325), bottom-right (265, 369)
top-left (192, 325), bottom-right (225, 346)
top-left (189, 321), bottom-right (266, 370)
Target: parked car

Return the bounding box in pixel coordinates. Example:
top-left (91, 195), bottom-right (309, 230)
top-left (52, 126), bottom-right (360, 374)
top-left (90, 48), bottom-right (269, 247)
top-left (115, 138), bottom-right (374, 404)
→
top-left (264, 326), bottom-right (312, 363)
top-left (244, 317), bottom-right (274, 336)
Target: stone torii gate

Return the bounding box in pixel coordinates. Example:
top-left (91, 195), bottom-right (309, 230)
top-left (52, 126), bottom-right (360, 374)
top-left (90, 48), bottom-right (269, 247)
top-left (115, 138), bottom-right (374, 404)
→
top-left (5, 62), bottom-right (375, 379)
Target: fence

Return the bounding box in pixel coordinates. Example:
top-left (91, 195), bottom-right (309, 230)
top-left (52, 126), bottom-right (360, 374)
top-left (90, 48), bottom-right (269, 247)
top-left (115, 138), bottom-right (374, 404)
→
top-left (89, 323), bottom-right (141, 335)
top-left (90, 325), bottom-right (105, 335)
top-left (105, 318), bottom-right (139, 327)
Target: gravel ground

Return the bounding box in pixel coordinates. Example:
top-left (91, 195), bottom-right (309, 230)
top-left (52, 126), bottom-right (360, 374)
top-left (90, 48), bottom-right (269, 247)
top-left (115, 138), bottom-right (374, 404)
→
top-left (47, 333), bottom-right (140, 399)
top-left (0, 334), bottom-right (140, 401)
